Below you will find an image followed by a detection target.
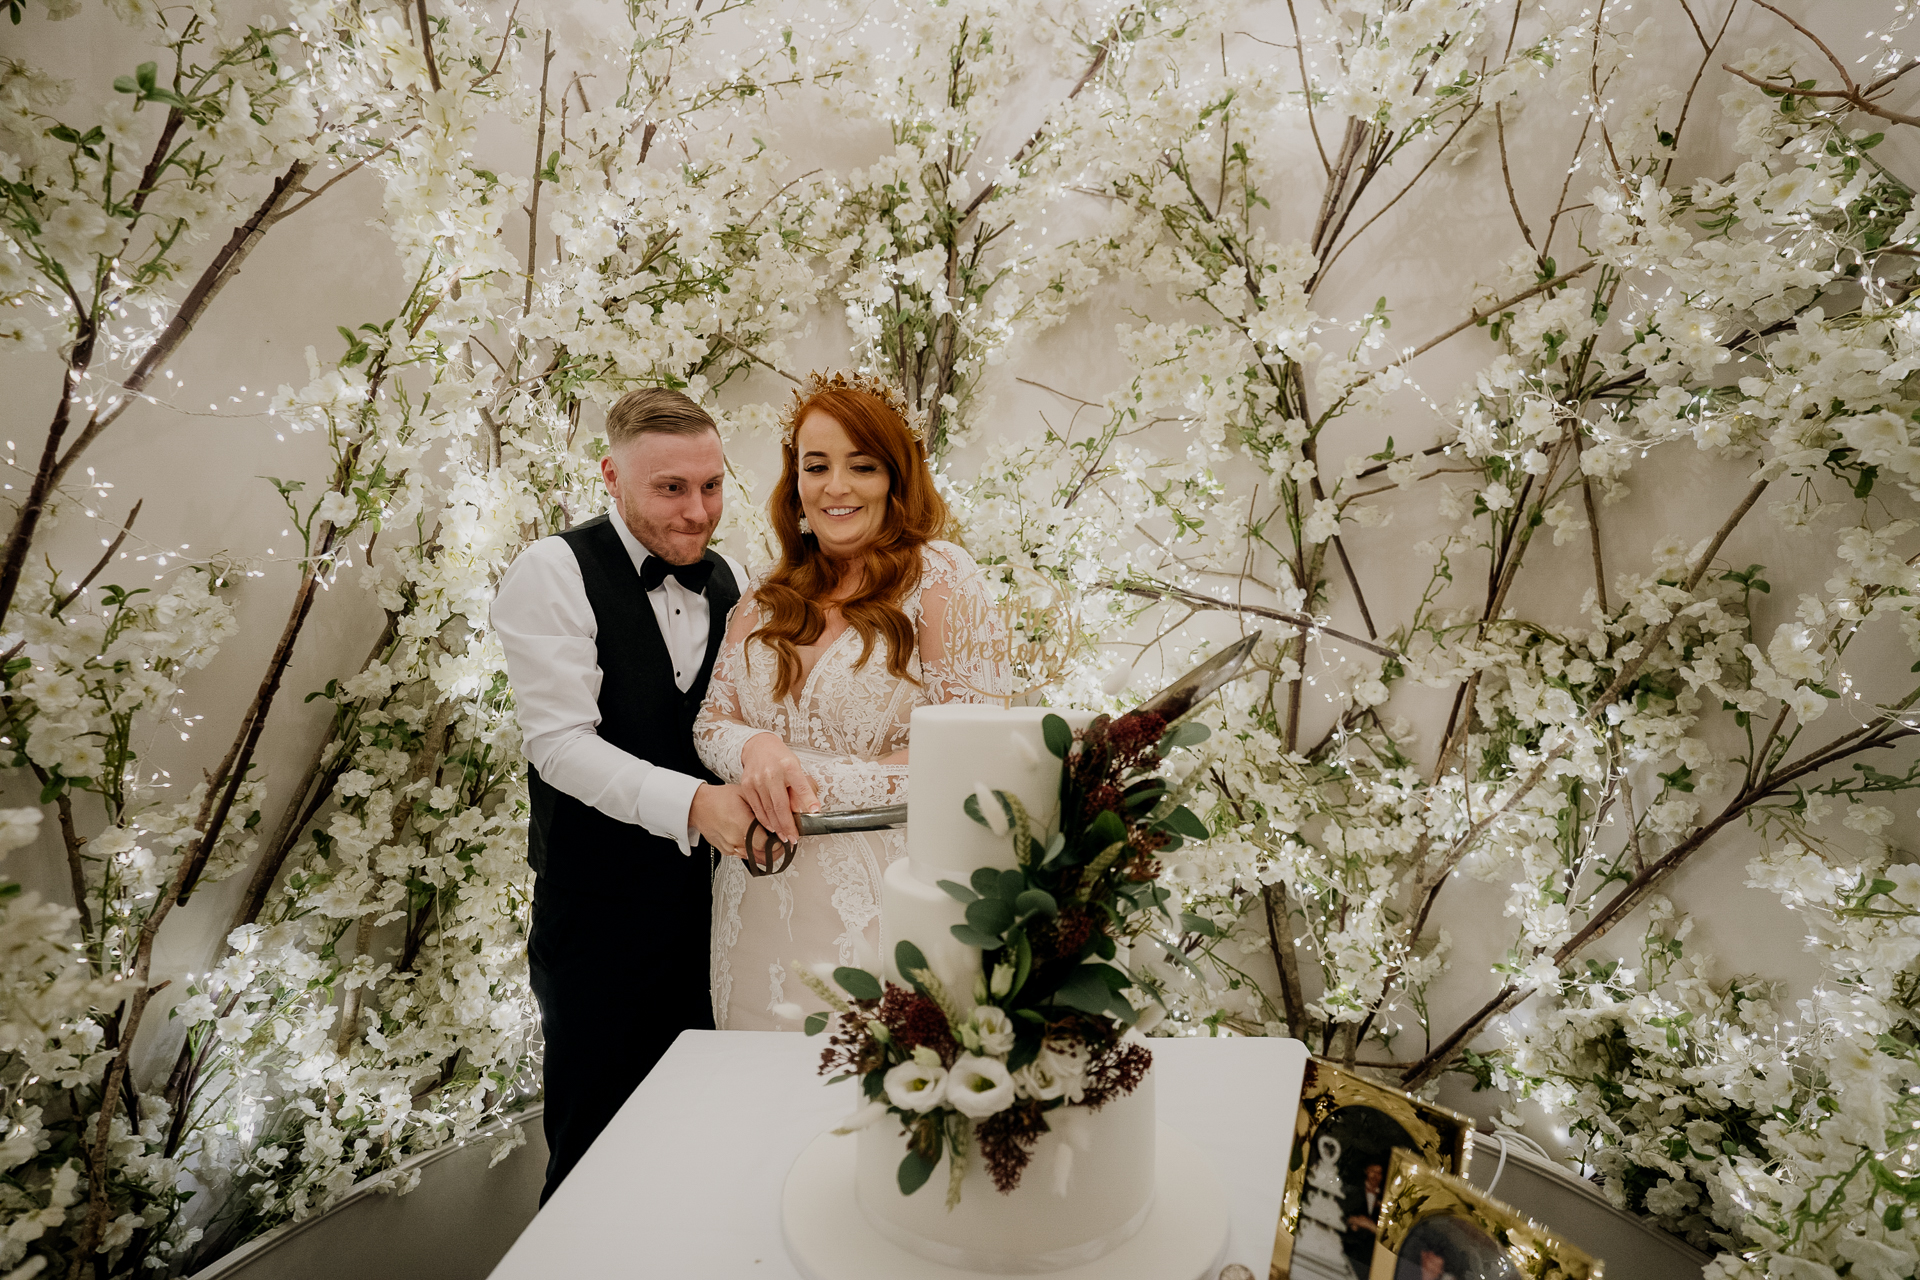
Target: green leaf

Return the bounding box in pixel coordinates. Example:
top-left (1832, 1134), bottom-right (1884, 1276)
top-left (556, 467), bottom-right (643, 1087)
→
top-left (965, 897), bottom-right (1014, 936)
top-left (970, 866), bottom-right (1002, 897)
top-left (1041, 713), bottom-right (1073, 758)
top-left (895, 940), bottom-right (929, 983)
top-left (1014, 888), bottom-right (1057, 917)
top-left (898, 1147), bottom-right (938, 1196)
top-left (1051, 966), bottom-right (1114, 1017)
top-left (1160, 720), bottom-right (1210, 750)
top-left (834, 966), bottom-right (882, 1002)
top-left (937, 879), bottom-right (979, 904)
top-left (1179, 912), bottom-right (1219, 937)
top-left (1040, 833), bottom-right (1067, 866)
top-left (1159, 805), bottom-right (1209, 840)
top-left (1088, 809), bottom-right (1126, 846)
top-left (997, 868), bottom-right (1026, 901)
top-left (804, 1012), bottom-right (829, 1036)
top-left (950, 924), bottom-right (1005, 949)
top-left (1012, 930), bottom-right (1032, 998)
top-left (963, 792), bottom-right (987, 828)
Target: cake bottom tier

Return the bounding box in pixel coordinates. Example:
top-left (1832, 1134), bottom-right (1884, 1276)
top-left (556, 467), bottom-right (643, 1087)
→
top-left (852, 1070), bottom-right (1157, 1274)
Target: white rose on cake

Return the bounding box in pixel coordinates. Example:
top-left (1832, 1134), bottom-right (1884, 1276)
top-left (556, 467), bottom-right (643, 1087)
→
top-left (946, 1055), bottom-right (1017, 1117)
top-left (885, 1056), bottom-right (949, 1111)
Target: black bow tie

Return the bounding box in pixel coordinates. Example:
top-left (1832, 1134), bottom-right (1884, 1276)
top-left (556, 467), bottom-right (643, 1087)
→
top-left (638, 555), bottom-right (714, 594)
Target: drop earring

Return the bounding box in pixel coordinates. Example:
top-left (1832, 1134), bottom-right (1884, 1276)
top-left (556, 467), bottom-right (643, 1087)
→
top-left (798, 515), bottom-right (812, 535)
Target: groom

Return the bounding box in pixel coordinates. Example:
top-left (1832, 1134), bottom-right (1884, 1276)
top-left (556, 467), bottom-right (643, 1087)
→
top-left (492, 387), bottom-right (758, 1205)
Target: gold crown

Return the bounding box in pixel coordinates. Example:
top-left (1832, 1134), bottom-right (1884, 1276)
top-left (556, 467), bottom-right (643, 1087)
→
top-left (780, 369), bottom-right (928, 447)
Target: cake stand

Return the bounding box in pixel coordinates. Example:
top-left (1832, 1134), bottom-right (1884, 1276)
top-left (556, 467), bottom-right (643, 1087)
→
top-left (781, 1122), bottom-right (1231, 1280)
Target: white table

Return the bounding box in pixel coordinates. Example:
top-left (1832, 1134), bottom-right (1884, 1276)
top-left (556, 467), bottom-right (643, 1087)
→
top-left (489, 1031), bottom-right (1305, 1279)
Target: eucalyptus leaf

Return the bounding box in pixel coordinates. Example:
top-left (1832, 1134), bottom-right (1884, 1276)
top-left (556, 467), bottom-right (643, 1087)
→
top-left (963, 792), bottom-right (987, 827)
top-left (1041, 832), bottom-right (1067, 866)
top-left (1088, 809), bottom-right (1126, 846)
top-left (1091, 962), bottom-right (1132, 991)
top-left (1014, 888), bottom-right (1058, 917)
top-left (951, 924), bottom-right (1006, 949)
top-left (898, 1147), bottom-right (938, 1196)
top-left (834, 966), bottom-right (883, 1001)
top-left (971, 866), bottom-right (1003, 897)
top-left (938, 879), bottom-right (980, 904)
top-left (1051, 966), bottom-right (1115, 1017)
top-left (1042, 713), bottom-right (1073, 759)
top-left (965, 897), bottom-right (1015, 935)
top-left (998, 868), bottom-right (1027, 902)
top-left (895, 940), bottom-right (930, 984)
top-left (804, 1012), bottom-right (829, 1036)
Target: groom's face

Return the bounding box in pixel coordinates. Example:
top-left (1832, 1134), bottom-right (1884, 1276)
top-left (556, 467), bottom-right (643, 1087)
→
top-left (601, 428), bottom-right (726, 565)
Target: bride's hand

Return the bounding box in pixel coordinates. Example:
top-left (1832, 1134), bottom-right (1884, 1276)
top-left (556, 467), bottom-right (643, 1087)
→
top-left (739, 732), bottom-right (821, 844)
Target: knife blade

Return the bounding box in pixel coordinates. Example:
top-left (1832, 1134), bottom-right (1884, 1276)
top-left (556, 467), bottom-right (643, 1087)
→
top-left (793, 803), bottom-right (910, 837)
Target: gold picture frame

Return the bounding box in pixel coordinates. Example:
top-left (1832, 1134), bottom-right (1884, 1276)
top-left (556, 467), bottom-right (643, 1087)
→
top-left (1369, 1148), bottom-right (1602, 1280)
top-left (1269, 1058), bottom-right (1475, 1280)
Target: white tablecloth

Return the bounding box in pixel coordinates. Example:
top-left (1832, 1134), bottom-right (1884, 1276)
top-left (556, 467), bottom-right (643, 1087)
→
top-left (489, 1030), bottom-right (1305, 1279)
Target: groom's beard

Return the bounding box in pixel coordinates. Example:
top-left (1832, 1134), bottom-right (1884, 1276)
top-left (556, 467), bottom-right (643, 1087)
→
top-left (616, 489), bottom-right (717, 566)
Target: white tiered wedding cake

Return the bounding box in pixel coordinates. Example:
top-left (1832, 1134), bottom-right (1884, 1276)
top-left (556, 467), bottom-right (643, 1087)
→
top-left (782, 701), bottom-right (1235, 1280)
top-left (854, 705), bottom-right (1156, 1273)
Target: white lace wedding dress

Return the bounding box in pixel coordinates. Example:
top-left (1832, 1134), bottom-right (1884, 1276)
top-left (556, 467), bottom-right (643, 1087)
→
top-left (695, 540), bottom-right (1011, 1031)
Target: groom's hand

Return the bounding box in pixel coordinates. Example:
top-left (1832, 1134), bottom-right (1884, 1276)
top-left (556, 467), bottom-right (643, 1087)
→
top-left (689, 783), bottom-right (756, 859)
top-left (739, 734), bottom-right (821, 844)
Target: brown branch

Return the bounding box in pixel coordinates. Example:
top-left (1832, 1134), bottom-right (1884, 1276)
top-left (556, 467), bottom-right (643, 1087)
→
top-left (415, 0), bottom-right (443, 94)
top-left (1104, 581), bottom-right (1400, 658)
top-left (1494, 103), bottom-right (1536, 249)
top-left (1285, 0), bottom-right (1331, 177)
top-left (51, 500), bottom-right (142, 618)
top-left (175, 534), bottom-right (335, 905)
top-left (522, 32), bottom-right (554, 327)
top-left (1723, 62), bottom-right (1920, 128)
top-left (0, 315), bottom-right (95, 636)
top-left (45, 160), bottom-right (313, 501)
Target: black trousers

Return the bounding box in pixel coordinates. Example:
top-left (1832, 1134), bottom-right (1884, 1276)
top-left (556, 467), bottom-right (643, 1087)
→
top-left (528, 854), bottom-right (715, 1205)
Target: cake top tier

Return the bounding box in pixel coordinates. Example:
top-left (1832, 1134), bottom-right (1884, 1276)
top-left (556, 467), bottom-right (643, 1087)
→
top-left (906, 705), bottom-right (1091, 885)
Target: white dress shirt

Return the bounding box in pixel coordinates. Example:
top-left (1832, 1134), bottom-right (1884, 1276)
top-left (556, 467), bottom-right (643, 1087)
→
top-left (490, 511), bottom-right (748, 856)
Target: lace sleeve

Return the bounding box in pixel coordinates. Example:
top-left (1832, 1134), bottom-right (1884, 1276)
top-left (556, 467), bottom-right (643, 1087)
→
top-left (917, 541), bottom-right (1012, 705)
top-left (790, 748), bottom-right (909, 809)
top-left (693, 593), bottom-right (772, 784)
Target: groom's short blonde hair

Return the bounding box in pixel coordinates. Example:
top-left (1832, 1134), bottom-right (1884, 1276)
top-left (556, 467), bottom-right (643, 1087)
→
top-left (605, 387), bottom-right (716, 447)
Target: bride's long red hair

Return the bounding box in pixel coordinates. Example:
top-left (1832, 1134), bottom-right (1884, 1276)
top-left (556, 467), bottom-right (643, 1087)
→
top-left (750, 385), bottom-right (950, 700)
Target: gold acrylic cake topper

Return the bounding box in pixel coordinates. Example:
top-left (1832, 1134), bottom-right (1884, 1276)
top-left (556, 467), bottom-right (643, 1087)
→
top-left (942, 566), bottom-right (1083, 706)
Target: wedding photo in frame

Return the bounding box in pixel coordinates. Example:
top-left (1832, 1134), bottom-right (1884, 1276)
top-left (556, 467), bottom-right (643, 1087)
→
top-left (1270, 1059), bottom-right (1475, 1280)
top-left (1369, 1149), bottom-right (1603, 1280)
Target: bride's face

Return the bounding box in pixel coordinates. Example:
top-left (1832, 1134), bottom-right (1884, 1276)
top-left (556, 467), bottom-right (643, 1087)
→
top-left (796, 409), bottom-right (891, 565)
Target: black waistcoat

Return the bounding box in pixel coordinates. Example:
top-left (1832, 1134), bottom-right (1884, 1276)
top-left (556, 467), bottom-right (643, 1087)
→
top-left (524, 515), bottom-right (740, 882)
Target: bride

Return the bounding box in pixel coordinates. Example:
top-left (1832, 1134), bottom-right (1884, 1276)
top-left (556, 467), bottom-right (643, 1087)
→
top-left (694, 371), bottom-right (1009, 1030)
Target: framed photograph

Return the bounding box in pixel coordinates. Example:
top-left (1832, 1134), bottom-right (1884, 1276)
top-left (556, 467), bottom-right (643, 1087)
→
top-left (1269, 1059), bottom-right (1475, 1280)
top-left (1368, 1148), bottom-right (1602, 1280)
